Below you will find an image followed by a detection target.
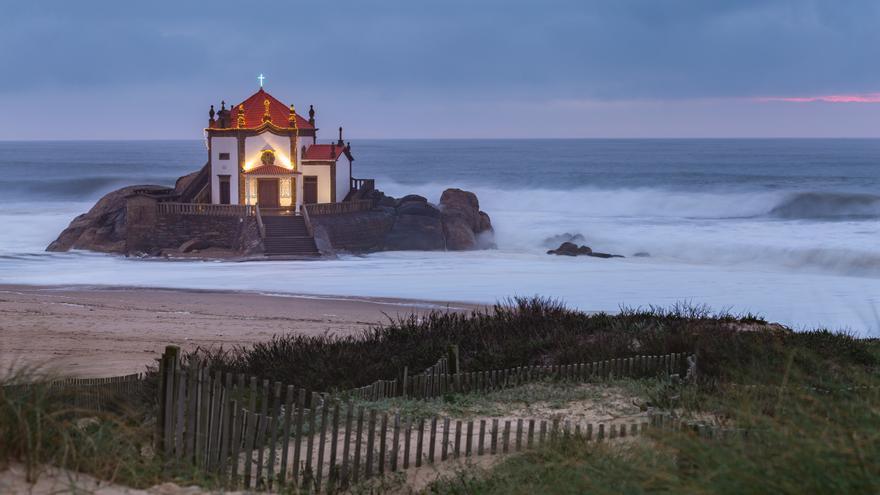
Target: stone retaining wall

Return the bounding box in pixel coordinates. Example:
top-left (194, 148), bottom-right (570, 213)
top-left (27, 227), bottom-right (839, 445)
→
top-left (309, 209), bottom-right (395, 253)
top-left (125, 195), bottom-right (263, 255)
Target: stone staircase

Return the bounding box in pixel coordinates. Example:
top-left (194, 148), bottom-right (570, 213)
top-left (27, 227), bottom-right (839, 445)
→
top-left (261, 215), bottom-right (320, 257)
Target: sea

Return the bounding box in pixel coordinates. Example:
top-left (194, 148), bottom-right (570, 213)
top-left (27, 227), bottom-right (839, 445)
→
top-left (1, 139), bottom-right (879, 335)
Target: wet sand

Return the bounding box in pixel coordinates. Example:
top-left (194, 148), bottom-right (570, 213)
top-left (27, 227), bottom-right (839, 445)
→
top-left (0, 285), bottom-right (478, 378)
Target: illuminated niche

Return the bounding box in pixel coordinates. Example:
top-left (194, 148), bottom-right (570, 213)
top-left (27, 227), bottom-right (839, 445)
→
top-left (248, 179), bottom-right (258, 205)
top-left (280, 178), bottom-right (292, 207)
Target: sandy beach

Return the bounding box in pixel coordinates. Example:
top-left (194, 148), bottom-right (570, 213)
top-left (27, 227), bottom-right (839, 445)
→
top-left (0, 285), bottom-right (478, 378)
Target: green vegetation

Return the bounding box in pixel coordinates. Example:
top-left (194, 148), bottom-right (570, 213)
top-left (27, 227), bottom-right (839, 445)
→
top-left (425, 377), bottom-right (880, 494)
top-left (184, 297), bottom-right (873, 392)
top-left (0, 366), bottom-right (216, 490)
top-left (417, 308), bottom-right (880, 494)
top-left (5, 298), bottom-right (878, 493)
top-left (353, 380), bottom-right (645, 421)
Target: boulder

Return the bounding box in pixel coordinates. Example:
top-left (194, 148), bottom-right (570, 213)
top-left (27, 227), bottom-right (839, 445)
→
top-left (397, 200), bottom-right (441, 218)
top-left (174, 170), bottom-right (201, 196)
top-left (385, 213), bottom-right (445, 251)
top-left (547, 241), bottom-right (580, 256)
top-left (179, 238), bottom-right (211, 253)
top-left (439, 188), bottom-right (494, 250)
top-left (384, 197), bottom-right (445, 250)
top-left (442, 218), bottom-right (477, 251)
top-left (547, 242), bottom-right (623, 258)
top-left (478, 212), bottom-right (493, 233)
top-left (397, 194), bottom-right (428, 206)
top-left (46, 185), bottom-right (171, 253)
top-left (440, 189), bottom-right (480, 229)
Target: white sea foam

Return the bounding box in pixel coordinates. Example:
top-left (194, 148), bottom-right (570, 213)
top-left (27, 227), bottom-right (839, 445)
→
top-left (380, 181), bottom-right (880, 277)
top-left (0, 182), bottom-right (879, 336)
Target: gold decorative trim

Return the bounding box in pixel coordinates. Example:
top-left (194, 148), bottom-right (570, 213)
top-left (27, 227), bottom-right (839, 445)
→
top-left (237, 104), bottom-right (246, 128)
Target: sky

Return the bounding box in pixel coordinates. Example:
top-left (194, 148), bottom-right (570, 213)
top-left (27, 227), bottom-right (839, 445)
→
top-left (1, 0), bottom-right (879, 139)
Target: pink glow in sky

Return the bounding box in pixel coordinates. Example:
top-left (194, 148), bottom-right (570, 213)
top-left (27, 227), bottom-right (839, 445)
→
top-left (757, 93), bottom-right (880, 103)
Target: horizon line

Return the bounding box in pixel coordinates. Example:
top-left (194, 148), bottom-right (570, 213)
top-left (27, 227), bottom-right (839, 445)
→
top-left (2, 136), bottom-right (880, 142)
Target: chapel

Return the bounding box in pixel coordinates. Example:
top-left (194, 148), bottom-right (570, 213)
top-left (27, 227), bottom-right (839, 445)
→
top-left (205, 82), bottom-right (354, 211)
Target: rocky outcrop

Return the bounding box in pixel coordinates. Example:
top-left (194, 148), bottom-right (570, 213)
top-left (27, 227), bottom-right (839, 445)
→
top-left (385, 195), bottom-right (445, 251)
top-left (310, 188), bottom-right (495, 253)
top-left (546, 242), bottom-right (592, 256)
top-left (49, 178), bottom-right (495, 258)
top-left (547, 242), bottom-right (624, 259)
top-left (46, 185), bottom-right (172, 253)
top-left (439, 188), bottom-right (495, 250)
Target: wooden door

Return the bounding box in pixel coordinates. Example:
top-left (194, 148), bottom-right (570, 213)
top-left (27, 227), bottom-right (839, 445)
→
top-left (303, 176), bottom-right (318, 205)
top-left (218, 175), bottom-right (231, 204)
top-left (257, 179), bottom-right (280, 208)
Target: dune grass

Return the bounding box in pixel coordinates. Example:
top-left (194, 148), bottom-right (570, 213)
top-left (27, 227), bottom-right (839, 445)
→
top-left (423, 335), bottom-right (880, 494)
top-left (0, 366), bottom-right (216, 489)
top-left (183, 297), bottom-right (876, 393)
top-left (5, 298), bottom-right (877, 493)
top-left (425, 379), bottom-right (880, 494)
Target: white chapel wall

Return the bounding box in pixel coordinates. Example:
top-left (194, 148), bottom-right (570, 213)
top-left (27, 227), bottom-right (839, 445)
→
top-left (244, 133), bottom-right (292, 169)
top-left (300, 163), bottom-right (332, 203)
top-left (336, 159), bottom-right (351, 202)
top-left (210, 137), bottom-right (238, 204)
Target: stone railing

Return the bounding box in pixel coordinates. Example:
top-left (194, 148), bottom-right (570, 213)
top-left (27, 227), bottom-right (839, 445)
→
top-left (157, 202), bottom-right (256, 217)
top-left (301, 203), bottom-right (315, 237)
top-left (304, 200), bottom-right (374, 216)
top-left (350, 177), bottom-right (375, 193)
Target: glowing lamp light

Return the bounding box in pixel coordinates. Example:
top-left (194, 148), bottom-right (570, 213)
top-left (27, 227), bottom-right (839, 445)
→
top-left (242, 155), bottom-right (294, 172)
top-left (276, 153), bottom-right (293, 169)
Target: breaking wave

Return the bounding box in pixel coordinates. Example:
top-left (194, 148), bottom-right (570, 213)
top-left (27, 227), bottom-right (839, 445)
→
top-left (768, 192), bottom-right (880, 220)
top-left (381, 179), bottom-right (880, 223)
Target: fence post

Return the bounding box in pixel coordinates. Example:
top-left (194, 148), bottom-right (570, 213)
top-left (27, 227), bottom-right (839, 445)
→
top-left (447, 344), bottom-right (461, 392)
top-left (401, 366), bottom-right (409, 399)
top-left (157, 345), bottom-right (180, 459)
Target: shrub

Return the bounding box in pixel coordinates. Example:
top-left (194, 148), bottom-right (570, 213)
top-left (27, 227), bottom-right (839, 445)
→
top-left (182, 297), bottom-right (878, 392)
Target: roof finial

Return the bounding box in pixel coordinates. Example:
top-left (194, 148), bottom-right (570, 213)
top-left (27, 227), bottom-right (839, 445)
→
top-left (262, 98), bottom-right (271, 123)
top-left (237, 104), bottom-right (246, 128)
top-left (338, 126), bottom-right (345, 146)
top-left (209, 105), bottom-right (215, 122)
top-left (289, 104), bottom-right (298, 128)
top-left (258, 73), bottom-right (265, 88)
top-left (308, 105), bottom-right (315, 126)
top-left (220, 100), bottom-right (226, 111)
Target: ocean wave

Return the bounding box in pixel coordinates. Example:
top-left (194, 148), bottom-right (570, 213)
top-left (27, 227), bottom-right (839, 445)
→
top-left (380, 179), bottom-right (880, 223)
top-left (0, 176), bottom-right (172, 201)
top-left (768, 192), bottom-right (880, 220)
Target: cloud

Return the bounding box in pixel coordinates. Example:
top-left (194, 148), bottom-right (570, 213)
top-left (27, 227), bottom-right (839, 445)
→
top-left (2, 0), bottom-right (880, 101)
top-left (756, 93), bottom-right (880, 103)
top-left (2, 0), bottom-right (880, 137)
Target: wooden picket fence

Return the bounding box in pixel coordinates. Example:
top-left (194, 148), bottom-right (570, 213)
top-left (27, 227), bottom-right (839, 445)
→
top-left (340, 351), bottom-right (456, 401)
top-left (1, 373), bottom-right (145, 412)
top-left (338, 350), bottom-right (686, 401)
top-left (155, 346), bottom-right (690, 492)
